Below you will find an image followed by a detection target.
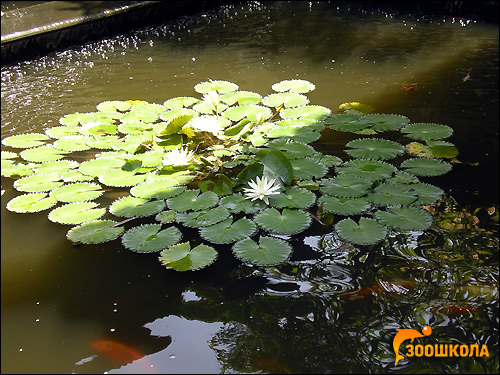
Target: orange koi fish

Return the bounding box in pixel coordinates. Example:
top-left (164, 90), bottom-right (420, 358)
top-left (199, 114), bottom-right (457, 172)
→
top-left (91, 339), bottom-right (145, 366)
top-left (393, 326), bottom-right (432, 366)
top-left (254, 357), bottom-right (295, 374)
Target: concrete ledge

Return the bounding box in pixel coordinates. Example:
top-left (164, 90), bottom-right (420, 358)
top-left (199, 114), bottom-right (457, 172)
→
top-left (1, 1), bottom-right (233, 65)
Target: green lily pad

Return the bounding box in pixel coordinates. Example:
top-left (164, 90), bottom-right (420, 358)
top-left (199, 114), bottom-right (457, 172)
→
top-left (268, 187), bottom-right (316, 209)
top-left (163, 96), bottom-right (199, 109)
top-left (33, 160), bottom-right (79, 174)
top-left (66, 219), bottom-right (124, 244)
top-left (409, 183), bottom-right (444, 205)
top-left (6, 193), bottom-right (58, 213)
top-left (98, 169), bottom-right (146, 187)
top-left (401, 123), bottom-right (453, 141)
top-left (159, 242), bottom-right (218, 271)
top-left (155, 210), bottom-right (176, 223)
top-left (48, 202), bottom-right (106, 224)
top-left (13, 173), bottom-right (63, 192)
top-left (222, 105), bottom-right (272, 122)
top-left (45, 126), bottom-right (81, 139)
top-left (53, 135), bottom-right (92, 152)
top-left (325, 114), bottom-right (365, 132)
top-left (85, 135), bottom-right (121, 150)
top-left (159, 108), bottom-right (199, 122)
top-left (130, 180), bottom-right (186, 199)
top-left (220, 91), bottom-right (262, 106)
top-left (358, 114), bottom-right (410, 131)
top-left (345, 138), bottom-right (405, 160)
top-left (400, 158), bottom-right (452, 177)
top-left (336, 159), bottom-right (397, 181)
top-left (335, 217), bottom-right (388, 245)
top-left (118, 121), bottom-right (152, 134)
top-left (262, 92), bottom-right (309, 108)
top-left (219, 193), bottom-right (267, 214)
top-left (79, 122), bottom-right (117, 136)
top-left (386, 171), bottom-right (420, 184)
top-left (167, 190), bottom-right (219, 212)
top-left (20, 146), bottom-right (67, 162)
top-left (59, 112), bottom-right (97, 126)
top-left (122, 110), bottom-right (158, 123)
top-left (122, 224), bottom-right (182, 253)
top-left (254, 208), bottom-right (311, 235)
top-left (175, 206), bottom-right (230, 227)
top-left (1, 162), bottom-right (35, 178)
top-left (199, 217), bottom-right (257, 244)
top-left (320, 175), bottom-right (372, 198)
top-left (318, 195), bottom-right (372, 215)
top-left (280, 105), bottom-right (331, 121)
top-left (375, 206), bottom-right (433, 230)
top-left (78, 158), bottom-right (125, 176)
top-left (366, 183), bottom-right (418, 206)
top-left (49, 182), bottom-right (103, 202)
top-left (194, 80), bottom-right (239, 94)
top-left (61, 170), bottom-right (94, 182)
top-left (425, 140), bottom-right (459, 158)
top-left (267, 139), bottom-right (318, 159)
top-left (132, 102), bottom-right (167, 114)
top-left (290, 158), bottom-right (328, 179)
top-left (2, 133), bottom-right (50, 148)
top-left (232, 236), bottom-right (292, 266)
top-left (272, 79), bottom-right (315, 93)
top-left (109, 196), bottom-right (166, 218)
top-left (96, 100), bottom-right (132, 112)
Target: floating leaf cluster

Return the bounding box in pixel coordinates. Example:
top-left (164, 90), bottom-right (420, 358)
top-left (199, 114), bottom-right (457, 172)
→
top-left (2, 79), bottom-right (457, 270)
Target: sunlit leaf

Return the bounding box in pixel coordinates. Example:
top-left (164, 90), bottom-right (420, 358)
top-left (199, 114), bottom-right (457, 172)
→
top-left (220, 91), bottom-right (262, 105)
top-left (159, 242), bottom-right (218, 271)
top-left (109, 196), bottom-right (166, 218)
top-left (290, 157), bottom-right (328, 179)
top-left (268, 187), bottom-right (316, 209)
top-left (48, 202), bottom-right (106, 224)
top-left (163, 96), bottom-right (199, 109)
top-left (6, 193), bottom-right (57, 213)
top-left (45, 126), bottom-right (81, 139)
top-left (98, 169), bottom-right (146, 187)
top-left (194, 80), bottom-right (239, 94)
top-left (167, 190), bottom-right (219, 211)
top-left (79, 158), bottom-right (125, 176)
top-left (50, 182), bottom-right (103, 202)
top-left (219, 193), bottom-right (266, 214)
top-left (175, 206), bottom-right (230, 227)
top-left (122, 224), bottom-right (182, 252)
top-left (20, 146), bottom-right (67, 162)
top-left (13, 173), bottom-right (63, 192)
top-left (232, 236), bottom-right (292, 265)
top-left (53, 135), bottom-right (92, 152)
top-left (280, 105), bottom-right (331, 121)
top-left (130, 180), bottom-right (186, 199)
top-left (66, 219), bottom-right (124, 244)
top-left (339, 102), bottom-right (375, 114)
top-left (117, 121), bottom-right (152, 134)
top-left (33, 160), bottom-right (79, 174)
top-left (262, 92), bottom-right (309, 108)
top-left (122, 110), bottom-right (158, 123)
top-left (223, 105), bottom-right (272, 122)
top-left (96, 100), bottom-right (132, 112)
top-left (272, 79), bottom-right (315, 93)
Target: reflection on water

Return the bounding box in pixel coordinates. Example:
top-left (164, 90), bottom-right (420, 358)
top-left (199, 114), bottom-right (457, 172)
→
top-left (1, 1), bottom-right (498, 374)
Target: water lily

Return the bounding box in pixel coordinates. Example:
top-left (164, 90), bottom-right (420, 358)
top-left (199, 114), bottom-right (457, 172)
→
top-left (162, 147), bottom-right (195, 166)
top-left (187, 115), bottom-right (223, 135)
top-left (243, 175), bottom-right (281, 205)
top-left (202, 91), bottom-right (219, 109)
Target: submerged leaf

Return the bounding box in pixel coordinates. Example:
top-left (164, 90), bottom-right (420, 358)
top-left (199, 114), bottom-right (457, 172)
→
top-left (232, 237), bottom-right (292, 266)
top-left (159, 242), bottom-right (218, 271)
top-left (122, 224), bottom-right (182, 252)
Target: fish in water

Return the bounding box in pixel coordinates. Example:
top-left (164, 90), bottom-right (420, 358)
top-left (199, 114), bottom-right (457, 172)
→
top-left (430, 304), bottom-right (483, 318)
top-left (253, 357), bottom-right (295, 374)
top-left (339, 280), bottom-right (416, 301)
top-left (393, 326), bottom-right (432, 366)
top-left (91, 339), bottom-right (144, 366)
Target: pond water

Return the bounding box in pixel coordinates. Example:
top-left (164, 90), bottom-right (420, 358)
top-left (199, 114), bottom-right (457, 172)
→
top-left (1, 2), bottom-right (498, 374)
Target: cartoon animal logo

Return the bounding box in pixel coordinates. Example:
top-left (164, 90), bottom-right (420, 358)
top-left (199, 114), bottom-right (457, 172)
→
top-left (393, 326), bottom-right (432, 366)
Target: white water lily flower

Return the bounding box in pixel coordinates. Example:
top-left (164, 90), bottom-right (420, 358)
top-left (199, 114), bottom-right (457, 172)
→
top-left (203, 91), bottom-right (219, 109)
top-left (162, 147), bottom-right (195, 166)
top-left (243, 175), bottom-right (281, 205)
top-left (187, 115), bottom-right (223, 135)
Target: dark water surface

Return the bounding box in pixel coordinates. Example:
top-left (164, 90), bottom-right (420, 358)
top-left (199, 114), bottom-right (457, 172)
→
top-left (1, 2), bottom-right (498, 373)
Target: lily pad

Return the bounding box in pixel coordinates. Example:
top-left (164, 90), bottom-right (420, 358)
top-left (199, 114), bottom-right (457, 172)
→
top-left (290, 158), bottom-right (328, 179)
top-left (13, 173), bottom-right (63, 192)
top-left (96, 100), bottom-right (132, 112)
top-left (358, 114), bottom-right (409, 131)
top-left (336, 159), bottom-right (397, 181)
top-left (159, 242), bottom-right (218, 271)
top-left (325, 114), bottom-right (365, 132)
top-left (79, 158), bottom-right (125, 176)
top-left (1, 162), bottom-right (35, 178)
top-left (232, 236), bottom-right (292, 266)
top-left (122, 110), bottom-right (158, 123)
top-left (268, 187), bottom-right (316, 209)
top-left (160, 108), bottom-right (199, 122)
top-left (122, 224), bottom-right (182, 252)
top-left (400, 158), bottom-right (452, 177)
top-left (53, 135), bottom-right (92, 152)
top-left (267, 139), bottom-right (318, 159)
top-left (45, 126), bottom-right (81, 139)
top-left (130, 180), bottom-right (186, 199)
top-left (85, 136), bottom-right (121, 150)
top-left (98, 169), bottom-right (146, 187)
top-left (48, 202), bottom-right (106, 224)
top-left (345, 138), bottom-right (405, 160)
top-left (66, 219), bottom-right (124, 244)
top-left (219, 193), bottom-right (267, 214)
top-left (33, 160), bottom-right (79, 174)
top-left (59, 112), bottom-right (97, 126)
top-left (220, 91), bottom-right (262, 105)
top-left (155, 210), bottom-right (176, 223)
top-left (6, 193), bottom-right (58, 213)
top-left (254, 208), bottom-right (311, 235)
top-left (167, 190), bottom-right (219, 212)
top-left (262, 92), bottom-right (309, 108)
top-left (118, 121), bottom-right (152, 134)
top-left (223, 105), bottom-right (273, 122)
top-left (20, 146), bottom-right (67, 162)
top-left (2, 133), bottom-right (50, 148)
top-left (335, 217), bottom-right (388, 245)
top-left (375, 206), bottom-right (433, 230)
top-left (194, 80), bottom-right (239, 94)
top-left (79, 122), bottom-right (117, 136)
top-left (401, 123), bottom-right (453, 141)
top-left (409, 182), bottom-right (444, 205)
top-left (318, 195), bottom-right (372, 215)
top-left (320, 175), bottom-right (373, 198)
top-left (175, 206), bottom-right (230, 227)
top-left (272, 79), bottom-right (315, 93)
top-left (49, 182), bottom-right (103, 202)
top-left (366, 183), bottom-right (418, 206)
top-left (109, 196), bottom-right (166, 218)
top-left (199, 217), bottom-right (257, 244)
top-left (163, 96), bottom-right (199, 109)
top-left (280, 105), bottom-right (331, 121)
